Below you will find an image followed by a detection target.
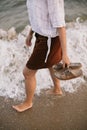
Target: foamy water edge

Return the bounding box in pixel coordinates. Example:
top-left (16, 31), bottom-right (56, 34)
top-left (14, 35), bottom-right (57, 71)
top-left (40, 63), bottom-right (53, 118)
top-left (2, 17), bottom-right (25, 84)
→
top-left (0, 21), bottom-right (87, 101)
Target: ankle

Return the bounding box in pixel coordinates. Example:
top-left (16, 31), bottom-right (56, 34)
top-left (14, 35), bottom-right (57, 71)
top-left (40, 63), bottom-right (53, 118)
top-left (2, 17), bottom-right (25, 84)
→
top-left (24, 100), bottom-right (33, 105)
top-left (53, 87), bottom-right (62, 92)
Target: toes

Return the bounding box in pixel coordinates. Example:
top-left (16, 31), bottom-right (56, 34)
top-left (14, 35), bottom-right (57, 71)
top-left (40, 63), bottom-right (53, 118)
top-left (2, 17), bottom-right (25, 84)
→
top-left (12, 106), bottom-right (22, 112)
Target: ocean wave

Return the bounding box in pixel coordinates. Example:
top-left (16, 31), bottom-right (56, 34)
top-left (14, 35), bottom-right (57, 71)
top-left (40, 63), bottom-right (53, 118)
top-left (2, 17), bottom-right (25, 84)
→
top-left (0, 21), bottom-right (87, 100)
top-left (0, 0), bottom-right (87, 31)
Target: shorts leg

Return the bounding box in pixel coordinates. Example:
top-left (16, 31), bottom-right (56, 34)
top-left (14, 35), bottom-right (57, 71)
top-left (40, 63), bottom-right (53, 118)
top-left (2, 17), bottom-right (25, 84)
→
top-left (46, 36), bottom-right (62, 67)
top-left (26, 34), bottom-right (48, 70)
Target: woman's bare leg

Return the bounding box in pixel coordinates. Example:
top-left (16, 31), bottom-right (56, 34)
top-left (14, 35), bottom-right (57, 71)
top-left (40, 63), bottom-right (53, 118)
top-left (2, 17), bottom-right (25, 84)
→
top-left (48, 67), bottom-right (63, 95)
top-left (12, 67), bottom-right (37, 112)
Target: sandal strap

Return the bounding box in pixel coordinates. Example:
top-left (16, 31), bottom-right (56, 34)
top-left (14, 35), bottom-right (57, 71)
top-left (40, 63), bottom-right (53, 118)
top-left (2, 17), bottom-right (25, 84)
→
top-left (61, 68), bottom-right (80, 77)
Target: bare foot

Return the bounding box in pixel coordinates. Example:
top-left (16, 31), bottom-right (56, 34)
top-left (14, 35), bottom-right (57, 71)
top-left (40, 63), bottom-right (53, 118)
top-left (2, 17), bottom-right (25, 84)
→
top-left (12, 102), bottom-right (33, 112)
top-left (46, 89), bottom-right (63, 95)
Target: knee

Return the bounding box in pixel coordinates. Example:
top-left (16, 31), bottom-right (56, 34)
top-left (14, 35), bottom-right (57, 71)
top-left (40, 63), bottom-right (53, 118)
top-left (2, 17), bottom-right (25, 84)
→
top-left (23, 67), bottom-right (37, 79)
top-left (23, 68), bottom-right (28, 78)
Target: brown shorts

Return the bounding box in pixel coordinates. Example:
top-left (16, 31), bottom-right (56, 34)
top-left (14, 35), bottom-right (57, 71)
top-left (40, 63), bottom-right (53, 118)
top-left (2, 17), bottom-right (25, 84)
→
top-left (26, 33), bottom-right (62, 70)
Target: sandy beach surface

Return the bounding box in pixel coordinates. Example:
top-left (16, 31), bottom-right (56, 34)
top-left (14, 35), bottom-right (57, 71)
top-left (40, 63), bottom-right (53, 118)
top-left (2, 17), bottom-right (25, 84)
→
top-left (0, 85), bottom-right (87, 130)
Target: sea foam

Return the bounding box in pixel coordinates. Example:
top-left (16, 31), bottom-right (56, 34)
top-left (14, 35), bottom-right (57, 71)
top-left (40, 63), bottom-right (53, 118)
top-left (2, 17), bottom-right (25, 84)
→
top-left (0, 21), bottom-right (87, 100)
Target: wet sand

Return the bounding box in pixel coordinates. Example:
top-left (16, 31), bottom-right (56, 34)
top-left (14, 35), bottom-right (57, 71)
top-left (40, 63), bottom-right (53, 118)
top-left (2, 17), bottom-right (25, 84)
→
top-left (0, 85), bottom-right (87, 130)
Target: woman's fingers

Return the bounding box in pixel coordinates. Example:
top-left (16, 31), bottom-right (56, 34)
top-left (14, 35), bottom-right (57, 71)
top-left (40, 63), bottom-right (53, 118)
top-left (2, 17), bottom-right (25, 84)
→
top-left (26, 36), bottom-right (32, 46)
top-left (62, 55), bottom-right (70, 68)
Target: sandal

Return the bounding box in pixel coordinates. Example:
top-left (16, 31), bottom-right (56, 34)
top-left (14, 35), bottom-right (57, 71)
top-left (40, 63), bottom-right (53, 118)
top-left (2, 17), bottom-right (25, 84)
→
top-left (54, 68), bottom-right (83, 80)
top-left (53, 63), bottom-right (82, 71)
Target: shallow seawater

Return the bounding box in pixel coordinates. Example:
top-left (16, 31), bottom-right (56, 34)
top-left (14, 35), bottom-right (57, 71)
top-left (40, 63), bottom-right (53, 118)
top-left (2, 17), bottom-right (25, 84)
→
top-left (0, 0), bottom-right (87, 31)
top-left (0, 21), bottom-right (87, 100)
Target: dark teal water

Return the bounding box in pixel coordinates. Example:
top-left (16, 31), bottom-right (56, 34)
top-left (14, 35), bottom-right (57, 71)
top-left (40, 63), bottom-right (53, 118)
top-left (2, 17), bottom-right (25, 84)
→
top-left (0, 0), bottom-right (87, 32)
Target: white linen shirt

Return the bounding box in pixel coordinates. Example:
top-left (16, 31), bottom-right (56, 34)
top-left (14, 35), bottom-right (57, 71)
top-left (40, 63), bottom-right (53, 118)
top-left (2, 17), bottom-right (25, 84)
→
top-left (26, 0), bottom-right (66, 37)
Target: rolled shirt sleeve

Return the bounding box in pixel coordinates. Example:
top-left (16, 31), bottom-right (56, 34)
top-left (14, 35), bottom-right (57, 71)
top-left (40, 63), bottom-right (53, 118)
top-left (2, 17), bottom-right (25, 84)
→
top-left (47, 0), bottom-right (66, 28)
